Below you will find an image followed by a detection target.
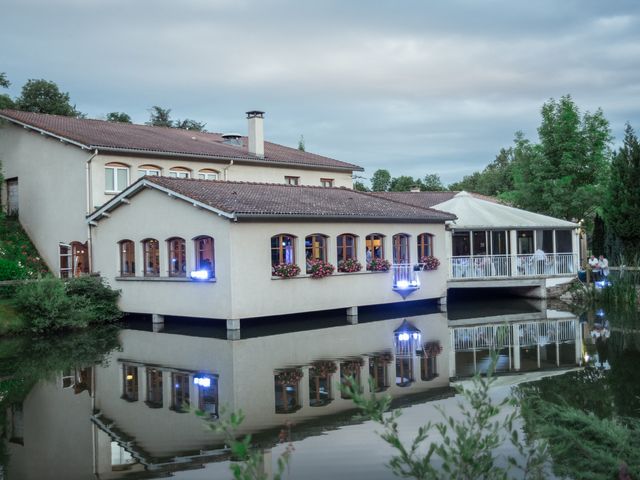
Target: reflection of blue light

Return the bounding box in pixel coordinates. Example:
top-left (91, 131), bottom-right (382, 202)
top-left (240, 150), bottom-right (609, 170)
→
top-left (596, 308), bottom-right (605, 317)
top-left (190, 270), bottom-right (210, 280)
top-left (194, 376), bottom-right (211, 388)
top-left (398, 332), bottom-right (410, 341)
top-left (595, 280), bottom-right (612, 289)
top-left (397, 280), bottom-right (410, 289)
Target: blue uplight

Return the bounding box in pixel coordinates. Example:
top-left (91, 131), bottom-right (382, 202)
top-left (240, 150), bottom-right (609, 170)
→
top-left (193, 376), bottom-right (212, 388)
top-left (190, 270), bottom-right (211, 281)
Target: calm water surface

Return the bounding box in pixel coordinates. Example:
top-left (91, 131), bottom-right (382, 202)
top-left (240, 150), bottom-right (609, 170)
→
top-left (1, 299), bottom-right (636, 479)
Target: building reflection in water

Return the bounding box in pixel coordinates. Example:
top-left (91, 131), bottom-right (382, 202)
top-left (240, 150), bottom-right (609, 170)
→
top-left (4, 300), bottom-right (583, 479)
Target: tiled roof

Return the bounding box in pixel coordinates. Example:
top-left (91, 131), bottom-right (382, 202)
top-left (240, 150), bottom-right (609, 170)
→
top-left (136, 177), bottom-right (456, 222)
top-left (373, 191), bottom-right (504, 208)
top-left (0, 109), bottom-right (362, 172)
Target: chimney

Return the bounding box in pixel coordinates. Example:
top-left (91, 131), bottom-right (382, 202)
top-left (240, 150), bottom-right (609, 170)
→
top-left (246, 110), bottom-right (265, 157)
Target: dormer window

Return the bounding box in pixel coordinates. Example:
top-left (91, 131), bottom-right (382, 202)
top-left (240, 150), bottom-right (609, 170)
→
top-left (285, 176), bottom-right (300, 186)
top-left (138, 165), bottom-right (161, 177)
top-left (198, 169), bottom-right (219, 180)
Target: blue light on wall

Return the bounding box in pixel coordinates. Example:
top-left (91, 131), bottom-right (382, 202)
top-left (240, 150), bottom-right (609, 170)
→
top-left (194, 376), bottom-right (212, 388)
top-left (190, 270), bottom-right (211, 281)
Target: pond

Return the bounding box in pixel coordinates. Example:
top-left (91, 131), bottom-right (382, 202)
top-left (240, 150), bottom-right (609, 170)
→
top-left (1, 298), bottom-right (637, 479)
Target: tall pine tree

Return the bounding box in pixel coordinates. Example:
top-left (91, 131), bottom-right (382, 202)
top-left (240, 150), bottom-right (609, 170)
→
top-left (603, 123), bottom-right (640, 259)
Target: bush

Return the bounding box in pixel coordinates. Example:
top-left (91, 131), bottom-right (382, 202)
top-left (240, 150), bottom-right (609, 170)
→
top-left (0, 258), bottom-right (26, 281)
top-left (14, 276), bottom-right (121, 334)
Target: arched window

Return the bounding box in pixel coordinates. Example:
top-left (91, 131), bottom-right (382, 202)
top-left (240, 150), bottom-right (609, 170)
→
top-left (167, 237), bottom-right (186, 277)
top-left (105, 162), bottom-right (129, 192)
top-left (138, 164), bottom-right (161, 178)
top-left (393, 234), bottom-right (410, 264)
top-left (194, 236), bottom-right (215, 277)
top-left (119, 240), bottom-right (135, 276)
top-left (365, 234), bottom-right (385, 263)
top-left (417, 233), bottom-right (434, 259)
top-left (142, 239), bottom-right (160, 277)
top-left (271, 234), bottom-right (296, 266)
top-left (337, 234), bottom-right (357, 262)
top-left (169, 167), bottom-right (191, 179)
top-left (198, 169), bottom-right (220, 180)
top-left (305, 234), bottom-right (327, 272)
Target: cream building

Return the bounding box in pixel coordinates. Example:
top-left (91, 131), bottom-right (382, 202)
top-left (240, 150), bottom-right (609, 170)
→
top-left (88, 176), bottom-right (455, 328)
top-left (0, 109), bottom-right (361, 276)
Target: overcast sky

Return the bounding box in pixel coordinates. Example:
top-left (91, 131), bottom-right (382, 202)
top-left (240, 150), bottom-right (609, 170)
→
top-left (2, 0), bottom-right (639, 184)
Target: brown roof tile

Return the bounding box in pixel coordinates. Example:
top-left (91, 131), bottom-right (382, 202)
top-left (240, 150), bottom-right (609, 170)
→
top-left (0, 109), bottom-right (362, 172)
top-left (140, 177), bottom-right (456, 222)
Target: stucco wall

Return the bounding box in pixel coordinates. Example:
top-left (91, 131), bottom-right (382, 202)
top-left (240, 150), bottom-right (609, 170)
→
top-left (0, 122), bottom-right (89, 271)
top-left (90, 187), bottom-right (234, 319)
top-left (91, 187), bottom-right (449, 319)
top-left (90, 153), bottom-right (354, 208)
top-left (229, 221), bottom-right (449, 319)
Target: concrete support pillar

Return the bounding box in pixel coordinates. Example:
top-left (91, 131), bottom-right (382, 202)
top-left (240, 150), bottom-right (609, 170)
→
top-left (300, 366), bottom-right (310, 408)
top-left (346, 306), bottom-right (358, 324)
top-left (512, 324), bottom-right (521, 371)
top-left (152, 313), bottom-right (164, 324)
top-left (360, 355), bottom-right (370, 393)
top-left (448, 330), bottom-right (456, 378)
top-left (509, 230), bottom-right (518, 276)
top-left (227, 319), bottom-right (241, 330)
top-left (575, 319), bottom-right (583, 365)
top-left (163, 371), bottom-right (172, 410)
top-left (259, 449), bottom-right (273, 479)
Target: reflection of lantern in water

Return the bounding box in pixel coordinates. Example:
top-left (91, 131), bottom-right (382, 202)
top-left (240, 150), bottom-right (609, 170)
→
top-left (393, 319), bottom-right (422, 358)
top-left (126, 374), bottom-right (134, 381)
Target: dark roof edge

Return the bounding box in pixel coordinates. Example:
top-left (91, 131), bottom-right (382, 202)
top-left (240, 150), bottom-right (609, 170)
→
top-left (97, 146), bottom-right (363, 172)
top-left (0, 113), bottom-right (91, 149)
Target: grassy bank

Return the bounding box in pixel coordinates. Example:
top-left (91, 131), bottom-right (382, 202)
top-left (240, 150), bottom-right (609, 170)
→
top-left (0, 298), bottom-right (24, 335)
top-left (0, 215), bottom-right (49, 281)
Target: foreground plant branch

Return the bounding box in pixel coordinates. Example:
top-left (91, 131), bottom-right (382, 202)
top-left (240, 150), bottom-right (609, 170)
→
top-left (202, 408), bottom-right (294, 480)
top-left (342, 352), bottom-right (549, 480)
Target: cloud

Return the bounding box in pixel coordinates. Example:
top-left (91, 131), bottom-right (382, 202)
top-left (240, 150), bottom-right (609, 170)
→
top-left (1, 0), bottom-right (640, 183)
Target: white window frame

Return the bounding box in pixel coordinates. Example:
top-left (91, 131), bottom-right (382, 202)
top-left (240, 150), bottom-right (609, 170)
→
top-left (321, 178), bottom-right (334, 188)
top-left (198, 170), bottom-right (219, 180)
top-left (105, 166), bottom-right (130, 193)
top-left (138, 167), bottom-right (161, 178)
top-left (169, 169), bottom-right (191, 179)
top-left (285, 176), bottom-right (300, 186)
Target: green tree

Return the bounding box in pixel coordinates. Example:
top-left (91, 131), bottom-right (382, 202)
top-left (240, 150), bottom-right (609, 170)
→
top-left (147, 106), bottom-right (173, 127)
top-left (353, 181), bottom-right (370, 192)
top-left (0, 72), bottom-right (13, 110)
top-left (105, 112), bottom-right (132, 123)
top-left (298, 134), bottom-right (305, 151)
top-left (15, 79), bottom-right (83, 117)
top-left (510, 95), bottom-right (612, 220)
top-left (448, 171), bottom-right (482, 192)
top-left (448, 148), bottom-right (514, 196)
top-left (389, 175), bottom-right (420, 192)
top-left (174, 118), bottom-right (206, 131)
top-left (422, 173), bottom-right (446, 191)
top-left (371, 169), bottom-right (392, 192)
top-left (603, 124), bottom-right (640, 258)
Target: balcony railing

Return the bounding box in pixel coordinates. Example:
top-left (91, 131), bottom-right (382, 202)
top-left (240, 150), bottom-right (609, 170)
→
top-left (392, 263), bottom-right (420, 298)
top-left (449, 253), bottom-right (577, 280)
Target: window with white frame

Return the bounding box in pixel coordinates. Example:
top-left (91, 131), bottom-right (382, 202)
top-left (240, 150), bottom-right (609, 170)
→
top-left (320, 178), bottom-right (334, 187)
top-left (169, 167), bottom-right (191, 179)
top-left (198, 169), bottom-right (219, 180)
top-left (138, 165), bottom-right (161, 178)
top-left (105, 163), bottom-right (129, 192)
top-left (285, 176), bottom-right (300, 186)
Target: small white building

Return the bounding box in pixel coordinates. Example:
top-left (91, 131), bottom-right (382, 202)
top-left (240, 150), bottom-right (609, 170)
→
top-left (88, 176), bottom-right (455, 329)
top-left (377, 191), bottom-right (580, 294)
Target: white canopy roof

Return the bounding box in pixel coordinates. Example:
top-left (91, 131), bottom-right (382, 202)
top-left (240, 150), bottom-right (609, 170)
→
top-left (433, 192), bottom-right (578, 230)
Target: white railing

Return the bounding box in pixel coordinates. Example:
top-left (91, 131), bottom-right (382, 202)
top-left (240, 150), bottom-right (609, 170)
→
top-left (452, 319), bottom-right (577, 352)
top-left (391, 263), bottom-right (420, 290)
top-left (450, 253), bottom-right (577, 280)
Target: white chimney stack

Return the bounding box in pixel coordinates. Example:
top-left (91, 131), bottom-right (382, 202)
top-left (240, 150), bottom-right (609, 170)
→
top-left (246, 110), bottom-right (265, 158)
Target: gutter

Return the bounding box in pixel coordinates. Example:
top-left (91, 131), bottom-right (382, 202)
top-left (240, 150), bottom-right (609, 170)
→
top-left (234, 213), bottom-right (452, 223)
top-left (85, 149), bottom-right (99, 273)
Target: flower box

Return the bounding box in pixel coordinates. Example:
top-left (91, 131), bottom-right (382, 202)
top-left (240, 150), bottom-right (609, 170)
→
top-left (272, 262), bottom-right (301, 278)
top-left (338, 258), bottom-right (362, 273)
top-left (367, 258), bottom-right (391, 272)
top-left (307, 259), bottom-right (335, 278)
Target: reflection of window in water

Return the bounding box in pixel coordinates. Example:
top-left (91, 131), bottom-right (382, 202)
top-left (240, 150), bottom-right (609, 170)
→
top-left (122, 365), bottom-right (138, 401)
top-left (146, 368), bottom-right (163, 408)
top-left (111, 441), bottom-right (135, 470)
top-left (369, 355), bottom-right (390, 392)
top-left (172, 372), bottom-right (190, 411)
top-left (395, 357), bottom-right (414, 387)
top-left (340, 360), bottom-right (362, 399)
top-left (274, 370), bottom-right (301, 414)
top-left (198, 376), bottom-right (218, 418)
top-left (309, 369), bottom-right (332, 407)
top-left (421, 355), bottom-right (438, 381)
top-left (62, 368), bottom-right (75, 388)
top-left (9, 403), bottom-right (24, 444)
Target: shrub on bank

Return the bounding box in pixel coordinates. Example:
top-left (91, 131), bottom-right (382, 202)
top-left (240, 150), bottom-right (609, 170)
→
top-left (0, 217), bottom-right (49, 280)
top-left (14, 276), bottom-right (121, 334)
